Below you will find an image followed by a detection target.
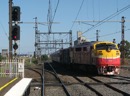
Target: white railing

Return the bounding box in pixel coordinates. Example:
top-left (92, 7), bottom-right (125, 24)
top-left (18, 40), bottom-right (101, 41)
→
top-left (0, 59), bottom-right (24, 78)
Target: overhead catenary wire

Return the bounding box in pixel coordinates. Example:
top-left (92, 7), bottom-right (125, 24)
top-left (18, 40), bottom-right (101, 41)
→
top-left (60, 0), bottom-right (85, 43)
top-left (70, 0), bottom-right (85, 30)
top-left (82, 4), bottom-right (130, 34)
top-left (88, 29), bottom-right (130, 39)
top-left (65, 3), bottom-right (130, 44)
top-left (48, 1), bottom-right (130, 50)
top-left (52, 0), bottom-right (60, 22)
top-left (0, 22), bottom-right (8, 39)
top-left (47, 0), bottom-right (60, 33)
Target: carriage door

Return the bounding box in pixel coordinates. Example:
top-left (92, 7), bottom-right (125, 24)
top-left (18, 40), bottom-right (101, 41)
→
top-left (90, 46), bottom-right (94, 64)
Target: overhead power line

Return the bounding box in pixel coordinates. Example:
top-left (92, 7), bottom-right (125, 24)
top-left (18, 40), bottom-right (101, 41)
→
top-left (70, 0), bottom-right (85, 30)
top-left (0, 22), bottom-right (8, 39)
top-left (47, 0), bottom-right (60, 33)
top-left (88, 29), bottom-right (130, 39)
top-left (60, 0), bottom-right (84, 41)
top-left (83, 4), bottom-right (130, 34)
top-left (52, 0), bottom-right (60, 22)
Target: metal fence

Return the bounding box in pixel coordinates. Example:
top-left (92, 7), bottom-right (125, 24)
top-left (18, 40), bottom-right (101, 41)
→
top-left (0, 59), bottom-right (24, 78)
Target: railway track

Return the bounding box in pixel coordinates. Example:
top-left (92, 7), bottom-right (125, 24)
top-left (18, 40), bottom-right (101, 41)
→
top-left (45, 62), bottom-right (130, 96)
top-left (45, 63), bottom-right (71, 96)
top-left (25, 65), bottom-right (44, 96)
top-left (74, 76), bottom-right (130, 96)
top-left (121, 66), bottom-right (130, 71)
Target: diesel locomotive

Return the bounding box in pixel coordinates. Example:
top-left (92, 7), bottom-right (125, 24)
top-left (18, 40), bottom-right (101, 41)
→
top-left (51, 41), bottom-right (121, 75)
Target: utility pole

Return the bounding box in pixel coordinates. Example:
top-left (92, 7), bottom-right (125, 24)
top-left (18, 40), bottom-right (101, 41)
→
top-left (96, 30), bottom-right (99, 41)
top-left (34, 17), bottom-right (38, 58)
top-left (121, 16), bottom-right (125, 64)
top-left (34, 17), bottom-right (41, 64)
top-left (69, 30), bottom-right (72, 47)
top-left (113, 39), bottom-right (116, 43)
top-left (9, 0), bottom-right (12, 60)
top-left (48, 0), bottom-right (52, 34)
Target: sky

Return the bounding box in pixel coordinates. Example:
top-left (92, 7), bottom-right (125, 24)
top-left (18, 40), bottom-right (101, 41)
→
top-left (0, 0), bottom-right (130, 54)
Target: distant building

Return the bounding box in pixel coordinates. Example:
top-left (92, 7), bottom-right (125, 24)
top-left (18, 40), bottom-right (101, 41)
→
top-left (2, 49), bottom-right (8, 58)
top-left (17, 54), bottom-right (28, 57)
top-left (74, 31), bottom-right (89, 46)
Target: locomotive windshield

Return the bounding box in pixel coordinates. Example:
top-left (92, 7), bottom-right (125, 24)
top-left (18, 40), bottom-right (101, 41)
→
top-left (96, 43), bottom-right (117, 50)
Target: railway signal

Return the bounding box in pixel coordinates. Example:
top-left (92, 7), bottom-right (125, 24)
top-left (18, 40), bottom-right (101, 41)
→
top-left (12, 25), bottom-right (20, 40)
top-left (13, 42), bottom-right (18, 56)
top-left (12, 6), bottom-right (20, 21)
top-left (13, 43), bottom-right (18, 50)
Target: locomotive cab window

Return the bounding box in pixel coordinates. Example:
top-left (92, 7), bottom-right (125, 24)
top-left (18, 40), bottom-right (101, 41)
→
top-left (90, 46), bottom-right (93, 50)
top-left (76, 48), bottom-right (81, 51)
top-left (96, 43), bottom-right (117, 50)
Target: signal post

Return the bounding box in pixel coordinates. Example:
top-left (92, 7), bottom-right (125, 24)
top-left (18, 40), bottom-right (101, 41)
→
top-left (9, 0), bottom-right (12, 60)
top-left (9, 0), bottom-right (20, 59)
top-left (12, 6), bottom-right (20, 57)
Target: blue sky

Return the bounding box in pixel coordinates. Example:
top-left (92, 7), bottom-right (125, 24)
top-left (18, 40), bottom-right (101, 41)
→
top-left (0, 0), bottom-right (130, 54)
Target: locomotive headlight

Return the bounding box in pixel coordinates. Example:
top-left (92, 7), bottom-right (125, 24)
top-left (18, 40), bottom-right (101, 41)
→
top-left (116, 52), bottom-right (120, 56)
top-left (116, 51), bottom-right (120, 56)
top-left (97, 51), bottom-right (103, 55)
top-left (98, 52), bottom-right (103, 55)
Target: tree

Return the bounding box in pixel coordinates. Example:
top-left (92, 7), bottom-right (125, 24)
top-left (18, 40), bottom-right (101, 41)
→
top-left (0, 55), bottom-right (2, 61)
top-left (119, 40), bottom-right (130, 58)
top-left (41, 54), bottom-right (49, 61)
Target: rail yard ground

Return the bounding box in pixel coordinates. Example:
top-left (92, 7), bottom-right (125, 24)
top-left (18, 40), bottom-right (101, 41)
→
top-left (1, 62), bottom-right (130, 96)
top-left (44, 63), bottom-right (130, 96)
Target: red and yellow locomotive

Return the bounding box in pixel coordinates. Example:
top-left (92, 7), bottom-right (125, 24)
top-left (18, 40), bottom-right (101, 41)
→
top-left (51, 41), bottom-right (121, 75)
top-left (91, 41), bottom-right (120, 75)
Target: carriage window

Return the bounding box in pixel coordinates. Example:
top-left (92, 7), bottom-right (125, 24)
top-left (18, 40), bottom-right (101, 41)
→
top-left (83, 47), bottom-right (87, 51)
top-left (76, 48), bottom-right (81, 51)
top-left (70, 48), bottom-right (73, 51)
top-left (96, 43), bottom-right (117, 50)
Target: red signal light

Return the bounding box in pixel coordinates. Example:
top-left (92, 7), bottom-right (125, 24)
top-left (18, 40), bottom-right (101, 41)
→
top-left (14, 36), bottom-right (17, 39)
top-left (12, 25), bottom-right (20, 40)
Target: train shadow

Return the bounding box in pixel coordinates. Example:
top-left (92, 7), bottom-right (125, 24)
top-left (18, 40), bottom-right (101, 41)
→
top-left (102, 75), bottom-right (130, 82)
top-left (44, 62), bottom-right (98, 77)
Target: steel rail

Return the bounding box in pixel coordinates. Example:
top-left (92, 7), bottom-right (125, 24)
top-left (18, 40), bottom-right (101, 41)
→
top-left (121, 66), bottom-right (130, 71)
top-left (73, 76), bottom-right (103, 96)
top-left (88, 76), bottom-right (130, 96)
top-left (48, 63), bottom-right (71, 96)
top-left (25, 67), bottom-right (44, 96)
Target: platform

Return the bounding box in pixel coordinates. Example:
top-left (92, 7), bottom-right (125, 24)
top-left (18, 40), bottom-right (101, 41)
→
top-left (4, 78), bottom-right (32, 96)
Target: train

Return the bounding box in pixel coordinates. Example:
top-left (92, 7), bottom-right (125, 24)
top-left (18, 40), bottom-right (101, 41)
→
top-left (51, 41), bottom-right (121, 75)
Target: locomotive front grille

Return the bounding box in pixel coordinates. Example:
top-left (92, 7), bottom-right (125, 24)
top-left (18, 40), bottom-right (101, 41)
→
top-left (106, 66), bottom-right (115, 72)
